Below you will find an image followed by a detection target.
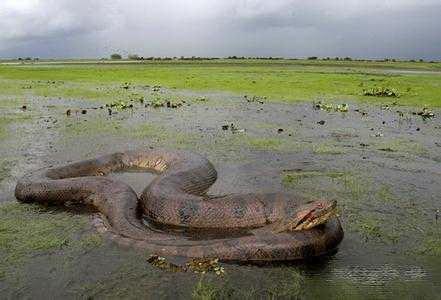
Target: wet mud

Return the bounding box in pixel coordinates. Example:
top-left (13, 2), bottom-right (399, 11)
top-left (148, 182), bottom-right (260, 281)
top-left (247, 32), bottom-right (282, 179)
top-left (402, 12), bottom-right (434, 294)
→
top-left (0, 86), bottom-right (440, 298)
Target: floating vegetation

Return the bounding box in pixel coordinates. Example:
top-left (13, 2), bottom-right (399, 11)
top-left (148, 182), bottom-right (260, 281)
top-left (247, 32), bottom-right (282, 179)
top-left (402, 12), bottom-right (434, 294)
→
top-left (147, 255), bottom-right (225, 275)
top-left (313, 101), bottom-right (349, 112)
top-left (149, 96), bottom-right (185, 108)
top-left (221, 123), bottom-right (245, 133)
top-left (129, 93), bottom-right (145, 103)
top-left (244, 95), bottom-right (266, 104)
top-left (363, 87), bottom-right (399, 98)
top-left (106, 100), bottom-right (133, 110)
top-left (413, 107), bottom-right (435, 120)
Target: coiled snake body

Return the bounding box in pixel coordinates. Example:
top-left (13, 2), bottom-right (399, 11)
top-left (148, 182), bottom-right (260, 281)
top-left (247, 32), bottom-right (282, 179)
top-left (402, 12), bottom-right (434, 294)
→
top-left (15, 150), bottom-right (343, 261)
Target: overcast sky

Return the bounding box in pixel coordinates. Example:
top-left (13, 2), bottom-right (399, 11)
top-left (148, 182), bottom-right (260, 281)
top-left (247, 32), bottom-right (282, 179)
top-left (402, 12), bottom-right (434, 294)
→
top-left (0, 0), bottom-right (440, 59)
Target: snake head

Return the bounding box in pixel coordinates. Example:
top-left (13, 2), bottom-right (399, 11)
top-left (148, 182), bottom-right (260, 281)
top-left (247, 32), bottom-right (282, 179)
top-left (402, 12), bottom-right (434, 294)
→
top-left (273, 200), bottom-right (338, 233)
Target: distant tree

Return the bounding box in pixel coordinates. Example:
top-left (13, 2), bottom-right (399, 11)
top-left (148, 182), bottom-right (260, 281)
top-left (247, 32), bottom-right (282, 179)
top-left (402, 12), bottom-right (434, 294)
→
top-left (344, 57), bottom-right (352, 61)
top-left (307, 56), bottom-right (318, 60)
top-left (128, 54), bottom-right (140, 60)
top-left (419, 59), bottom-right (424, 62)
top-left (25, 57), bottom-right (32, 61)
top-left (18, 57), bottom-right (22, 61)
top-left (110, 53), bottom-right (122, 60)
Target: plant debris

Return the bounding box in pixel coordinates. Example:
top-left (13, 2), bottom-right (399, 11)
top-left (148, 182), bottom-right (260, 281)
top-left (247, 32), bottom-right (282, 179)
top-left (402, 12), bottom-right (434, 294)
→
top-left (379, 147), bottom-right (396, 152)
top-left (244, 95), bottom-right (266, 104)
top-left (147, 255), bottom-right (225, 275)
top-left (106, 100), bottom-right (132, 110)
top-left (149, 96), bottom-right (185, 108)
top-left (313, 101), bottom-right (349, 112)
top-left (363, 87), bottom-right (399, 98)
top-left (221, 123), bottom-right (245, 133)
top-left (413, 107), bottom-right (435, 120)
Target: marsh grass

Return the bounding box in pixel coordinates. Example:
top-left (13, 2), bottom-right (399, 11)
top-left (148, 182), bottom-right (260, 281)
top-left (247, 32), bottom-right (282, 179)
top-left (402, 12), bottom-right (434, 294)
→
top-left (0, 159), bottom-right (13, 183)
top-left (312, 143), bottom-right (347, 155)
top-left (62, 118), bottom-right (125, 136)
top-left (282, 170), bottom-right (346, 185)
top-left (375, 138), bottom-right (427, 156)
top-left (0, 202), bottom-right (94, 278)
top-left (1, 60), bottom-right (440, 106)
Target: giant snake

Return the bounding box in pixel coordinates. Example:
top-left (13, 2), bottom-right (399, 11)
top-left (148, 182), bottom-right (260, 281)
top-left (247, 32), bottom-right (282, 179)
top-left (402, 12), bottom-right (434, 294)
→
top-left (15, 149), bottom-right (343, 261)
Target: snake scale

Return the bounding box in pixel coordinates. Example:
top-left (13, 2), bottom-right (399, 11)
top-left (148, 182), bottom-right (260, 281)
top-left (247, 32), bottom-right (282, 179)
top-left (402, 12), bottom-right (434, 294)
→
top-left (15, 149), bottom-right (343, 261)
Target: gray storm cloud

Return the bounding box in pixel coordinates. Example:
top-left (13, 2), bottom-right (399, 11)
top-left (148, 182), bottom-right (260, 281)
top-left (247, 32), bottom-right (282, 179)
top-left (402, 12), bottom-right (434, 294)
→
top-left (0, 0), bottom-right (440, 59)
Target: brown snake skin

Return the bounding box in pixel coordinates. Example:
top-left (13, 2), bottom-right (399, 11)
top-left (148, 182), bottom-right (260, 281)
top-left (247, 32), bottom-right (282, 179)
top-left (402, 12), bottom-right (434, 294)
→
top-left (15, 149), bottom-right (343, 261)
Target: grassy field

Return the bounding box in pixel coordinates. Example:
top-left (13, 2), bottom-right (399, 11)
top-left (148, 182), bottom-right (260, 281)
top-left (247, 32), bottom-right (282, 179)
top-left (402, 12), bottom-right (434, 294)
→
top-left (0, 59), bottom-right (440, 107)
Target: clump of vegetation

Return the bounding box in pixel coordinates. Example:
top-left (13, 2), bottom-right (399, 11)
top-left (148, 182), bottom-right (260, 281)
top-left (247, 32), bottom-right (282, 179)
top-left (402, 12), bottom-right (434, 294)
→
top-left (282, 170), bottom-right (346, 185)
top-left (413, 107), bottom-right (435, 120)
top-left (363, 87), bottom-right (399, 97)
top-left (127, 54), bottom-right (140, 60)
top-left (313, 101), bottom-right (349, 112)
top-left (110, 53), bottom-right (122, 60)
top-left (106, 100), bottom-right (133, 110)
top-left (0, 202), bottom-right (90, 277)
top-left (192, 276), bottom-right (221, 300)
top-left (147, 255), bottom-right (225, 275)
top-left (244, 95), bottom-right (266, 103)
top-left (313, 143), bottom-right (346, 155)
top-left (149, 96), bottom-right (185, 108)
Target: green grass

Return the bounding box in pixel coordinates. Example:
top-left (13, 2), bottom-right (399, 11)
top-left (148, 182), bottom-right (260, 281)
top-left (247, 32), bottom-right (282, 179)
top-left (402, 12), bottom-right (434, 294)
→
top-left (0, 202), bottom-right (93, 278)
top-left (0, 159), bottom-right (13, 183)
top-left (0, 60), bottom-right (440, 106)
top-left (62, 118), bottom-right (125, 136)
top-left (312, 143), bottom-right (346, 155)
top-left (282, 170), bottom-right (347, 185)
top-left (374, 138), bottom-right (428, 155)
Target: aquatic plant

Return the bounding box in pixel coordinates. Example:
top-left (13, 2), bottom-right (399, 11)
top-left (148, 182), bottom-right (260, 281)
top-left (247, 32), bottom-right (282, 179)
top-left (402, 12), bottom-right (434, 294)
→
top-left (363, 87), bottom-right (399, 97)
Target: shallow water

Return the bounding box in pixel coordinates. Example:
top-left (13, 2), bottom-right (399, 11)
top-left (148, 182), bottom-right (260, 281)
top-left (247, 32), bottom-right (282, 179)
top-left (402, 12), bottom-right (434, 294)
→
top-left (0, 88), bottom-right (440, 298)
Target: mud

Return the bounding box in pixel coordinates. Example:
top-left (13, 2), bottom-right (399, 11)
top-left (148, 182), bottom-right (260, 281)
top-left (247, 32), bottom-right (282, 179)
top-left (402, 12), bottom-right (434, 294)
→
top-left (0, 87), bottom-right (440, 298)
